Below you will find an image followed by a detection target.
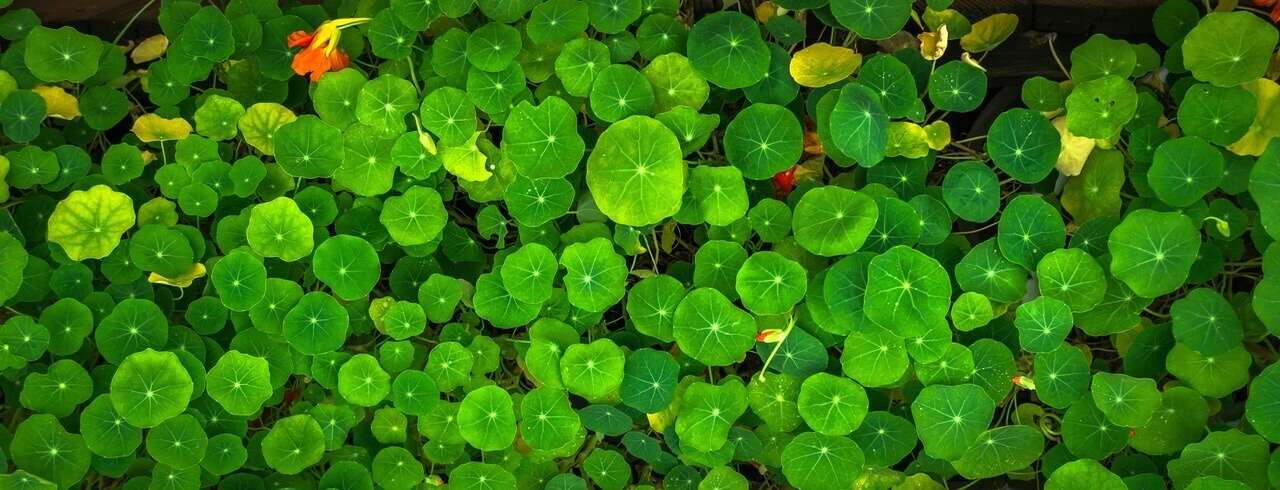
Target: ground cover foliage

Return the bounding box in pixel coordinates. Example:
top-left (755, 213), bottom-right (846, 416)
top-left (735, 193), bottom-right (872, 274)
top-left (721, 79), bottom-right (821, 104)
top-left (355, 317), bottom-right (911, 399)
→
top-left (0, 0), bottom-right (1278, 488)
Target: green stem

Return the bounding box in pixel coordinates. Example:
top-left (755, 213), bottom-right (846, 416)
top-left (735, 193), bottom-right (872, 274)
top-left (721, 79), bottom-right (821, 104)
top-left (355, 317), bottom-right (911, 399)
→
top-left (112, 0), bottom-right (158, 45)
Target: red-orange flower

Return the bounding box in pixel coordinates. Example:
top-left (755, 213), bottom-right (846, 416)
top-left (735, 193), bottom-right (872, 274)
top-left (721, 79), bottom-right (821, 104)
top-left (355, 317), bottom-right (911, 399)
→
top-left (772, 166), bottom-right (797, 199)
top-left (1257, 0), bottom-right (1280, 24)
top-left (288, 18), bottom-right (368, 82)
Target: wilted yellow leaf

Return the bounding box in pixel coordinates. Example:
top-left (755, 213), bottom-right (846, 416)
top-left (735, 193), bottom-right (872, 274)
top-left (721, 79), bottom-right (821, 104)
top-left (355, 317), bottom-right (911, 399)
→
top-left (147, 263), bottom-right (206, 288)
top-left (131, 34), bottom-right (169, 64)
top-left (790, 43), bottom-right (861, 88)
top-left (132, 113), bottom-right (194, 142)
top-left (1051, 116), bottom-right (1094, 176)
top-left (961, 52), bottom-right (986, 72)
top-left (919, 25), bottom-right (948, 61)
top-left (32, 85), bottom-right (80, 120)
top-left (961, 13), bottom-right (1018, 53)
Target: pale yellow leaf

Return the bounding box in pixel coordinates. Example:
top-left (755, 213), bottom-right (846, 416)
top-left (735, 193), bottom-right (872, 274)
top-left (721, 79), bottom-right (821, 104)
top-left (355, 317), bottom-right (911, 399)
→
top-left (1051, 116), bottom-right (1094, 176)
top-left (131, 34), bottom-right (169, 64)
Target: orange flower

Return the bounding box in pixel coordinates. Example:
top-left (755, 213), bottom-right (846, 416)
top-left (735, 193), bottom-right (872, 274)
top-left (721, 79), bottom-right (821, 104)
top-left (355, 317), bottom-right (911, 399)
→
top-left (288, 18), bottom-right (369, 82)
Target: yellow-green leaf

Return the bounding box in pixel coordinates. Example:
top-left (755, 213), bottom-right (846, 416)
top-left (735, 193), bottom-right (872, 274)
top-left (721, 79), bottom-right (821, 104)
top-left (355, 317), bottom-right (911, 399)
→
top-left (442, 132), bottom-right (492, 182)
top-left (1227, 78), bottom-right (1280, 157)
top-left (131, 113), bottom-right (193, 143)
top-left (47, 185), bottom-right (136, 261)
top-left (790, 43), bottom-right (862, 88)
top-left (960, 13), bottom-right (1018, 53)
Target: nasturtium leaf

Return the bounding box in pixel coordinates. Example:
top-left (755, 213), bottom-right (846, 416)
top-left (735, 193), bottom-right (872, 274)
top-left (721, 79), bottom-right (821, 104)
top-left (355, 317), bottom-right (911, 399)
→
top-left (626, 275), bottom-right (685, 342)
top-left (273, 115), bottom-right (344, 178)
top-left (338, 354), bottom-right (391, 407)
top-left (1064, 75), bottom-right (1137, 139)
top-left (620, 348), bottom-right (678, 413)
top-left (1108, 209), bottom-right (1201, 298)
top-left (676, 379), bottom-right (748, 452)
top-left (1046, 458), bottom-right (1125, 490)
top-left (229, 103), bottom-right (291, 155)
top-left (643, 53), bottom-right (709, 113)
top-left (1091, 372), bottom-right (1161, 427)
top-left (912, 383), bottom-right (996, 461)
top-left (589, 64), bottom-right (654, 122)
top-left (1166, 430), bottom-right (1270, 490)
top-left (1061, 149), bottom-right (1125, 223)
top-left (380, 186), bottom-right (448, 247)
top-left (209, 251), bottom-right (266, 313)
top-left (792, 186), bottom-right (878, 256)
top-left (261, 415), bottom-right (325, 475)
top-left (313, 235), bottom-right (379, 301)
top-left (942, 160), bottom-right (1000, 222)
top-left (1182, 12), bottom-right (1278, 87)
top-left (560, 338), bottom-right (625, 400)
top-left (865, 245), bottom-right (952, 336)
top-left (246, 197), bottom-right (314, 262)
top-left (80, 395), bottom-right (141, 459)
top-left (20, 359), bottom-right (91, 417)
top-left (690, 165), bottom-right (748, 226)
top-left (790, 43), bottom-right (859, 88)
top-left (797, 373), bottom-right (868, 436)
top-left (24, 26), bottom-right (103, 83)
top-left (673, 287), bottom-right (757, 366)
top-left (561, 237), bottom-right (627, 312)
top-left (928, 61), bottom-right (987, 113)
top-left (830, 0), bottom-right (912, 40)
top-left (1149, 136), bottom-right (1222, 207)
top-left (1170, 287), bottom-right (1243, 357)
top-left (357, 75), bottom-right (417, 138)
top-left (724, 103), bottom-right (803, 180)
top-left (686, 12), bottom-right (768, 89)
top-left (520, 387), bottom-right (581, 452)
top-left (735, 251), bottom-right (807, 315)
top-left (180, 6), bottom-right (234, 62)
top-left (987, 109), bottom-right (1060, 183)
top-left (458, 385), bottom-right (516, 451)
top-left (997, 194), bottom-right (1064, 269)
top-left (528, 0), bottom-right (589, 44)
top-left (10, 414), bottom-right (91, 489)
top-left (780, 432), bottom-right (865, 490)
top-left (953, 425), bottom-right (1044, 480)
top-left (585, 115), bottom-right (685, 227)
top-left (1070, 34), bottom-right (1136, 82)
top-left (205, 351), bottom-right (271, 416)
top-left (109, 349), bottom-right (194, 428)
top-left (47, 185), bottom-right (134, 261)
top-left (1037, 247), bottom-right (1106, 312)
top-left (1167, 343), bottom-right (1250, 398)
top-left (283, 292), bottom-right (349, 355)
top-left (830, 83), bottom-right (889, 167)
top-left (505, 97), bottom-right (585, 179)
top-left (1180, 84), bottom-right (1257, 146)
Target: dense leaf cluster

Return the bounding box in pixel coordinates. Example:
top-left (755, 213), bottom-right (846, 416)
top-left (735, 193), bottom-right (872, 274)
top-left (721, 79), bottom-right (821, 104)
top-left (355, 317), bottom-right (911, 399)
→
top-left (0, 0), bottom-right (1277, 488)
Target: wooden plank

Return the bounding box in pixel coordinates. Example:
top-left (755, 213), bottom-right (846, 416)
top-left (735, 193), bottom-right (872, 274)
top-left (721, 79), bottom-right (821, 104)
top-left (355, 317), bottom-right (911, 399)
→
top-left (9, 0), bottom-right (158, 24)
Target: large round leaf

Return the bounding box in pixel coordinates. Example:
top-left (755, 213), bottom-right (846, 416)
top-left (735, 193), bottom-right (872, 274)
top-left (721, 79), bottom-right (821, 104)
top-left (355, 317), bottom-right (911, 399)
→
top-left (585, 115), bottom-right (685, 226)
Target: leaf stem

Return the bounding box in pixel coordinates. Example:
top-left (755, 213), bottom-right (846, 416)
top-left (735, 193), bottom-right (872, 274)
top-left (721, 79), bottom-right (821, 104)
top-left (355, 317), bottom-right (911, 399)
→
top-left (112, 0), bottom-right (158, 45)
